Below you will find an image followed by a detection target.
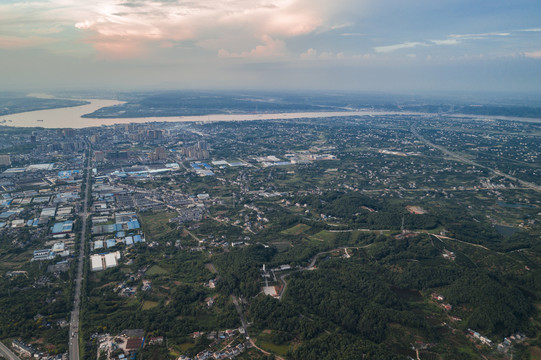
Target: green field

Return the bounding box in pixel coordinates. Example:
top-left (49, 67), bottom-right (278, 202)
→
top-left (270, 241), bottom-right (292, 251)
top-left (310, 230), bottom-right (337, 242)
top-left (256, 340), bottom-right (291, 356)
top-left (147, 264), bottom-right (169, 276)
top-left (139, 211), bottom-right (177, 241)
top-left (280, 223), bottom-right (311, 235)
top-left (142, 300), bottom-right (159, 310)
top-left (177, 342), bottom-right (195, 352)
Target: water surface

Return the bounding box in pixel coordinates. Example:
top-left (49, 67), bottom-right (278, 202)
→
top-left (2, 99), bottom-right (540, 129)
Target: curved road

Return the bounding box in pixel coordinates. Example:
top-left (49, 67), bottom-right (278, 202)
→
top-left (69, 146), bottom-right (92, 360)
top-left (278, 245), bottom-right (372, 300)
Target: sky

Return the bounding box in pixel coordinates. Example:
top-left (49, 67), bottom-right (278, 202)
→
top-left (1, 0), bottom-right (541, 94)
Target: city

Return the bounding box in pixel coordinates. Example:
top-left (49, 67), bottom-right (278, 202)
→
top-left (0, 109), bottom-right (539, 359)
top-left (1, 0), bottom-right (541, 359)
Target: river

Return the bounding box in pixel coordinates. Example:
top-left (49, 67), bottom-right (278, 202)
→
top-left (1, 99), bottom-right (540, 129)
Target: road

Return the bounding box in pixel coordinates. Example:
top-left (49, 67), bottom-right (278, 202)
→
top-left (231, 295), bottom-right (249, 336)
top-left (69, 146), bottom-right (92, 360)
top-left (0, 341), bottom-right (21, 360)
top-left (230, 296), bottom-right (286, 360)
top-left (277, 246), bottom-right (372, 300)
top-left (411, 126), bottom-right (541, 193)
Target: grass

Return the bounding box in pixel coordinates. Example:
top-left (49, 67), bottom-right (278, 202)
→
top-left (120, 267), bottom-right (132, 274)
top-left (147, 264), bottom-right (169, 276)
top-left (256, 340), bottom-right (291, 356)
top-left (457, 345), bottom-right (480, 359)
top-left (178, 342), bottom-right (195, 352)
top-left (310, 230), bottom-right (337, 242)
top-left (142, 300), bottom-right (159, 310)
top-left (280, 223), bottom-right (311, 236)
top-left (0, 250), bottom-right (33, 271)
top-left (126, 299), bottom-right (140, 307)
top-left (139, 211), bottom-right (177, 241)
top-left (530, 346), bottom-right (541, 360)
top-left (271, 241), bottom-right (292, 251)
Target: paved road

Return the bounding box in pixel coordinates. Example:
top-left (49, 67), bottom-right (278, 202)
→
top-left (0, 341), bottom-right (21, 360)
top-left (69, 146), bottom-right (92, 360)
top-left (411, 126), bottom-right (541, 193)
top-left (277, 246), bottom-right (373, 300)
top-left (231, 295), bottom-right (249, 336)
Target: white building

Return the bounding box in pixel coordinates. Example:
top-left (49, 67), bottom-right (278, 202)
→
top-left (104, 253), bottom-right (118, 269)
top-left (91, 255), bottom-right (103, 272)
top-left (91, 251), bottom-right (121, 271)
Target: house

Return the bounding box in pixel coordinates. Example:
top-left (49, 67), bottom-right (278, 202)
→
top-left (33, 249), bottom-right (54, 261)
top-left (147, 337), bottom-right (163, 346)
top-left (125, 337), bottom-right (143, 352)
top-left (12, 340), bottom-right (36, 357)
top-left (51, 220), bottom-right (73, 234)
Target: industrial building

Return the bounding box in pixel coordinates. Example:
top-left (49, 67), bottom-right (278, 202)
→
top-left (91, 251), bottom-right (121, 272)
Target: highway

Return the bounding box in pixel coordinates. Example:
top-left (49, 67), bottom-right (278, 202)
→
top-left (69, 146), bottom-right (92, 360)
top-left (0, 341), bottom-right (21, 360)
top-left (411, 126), bottom-right (541, 193)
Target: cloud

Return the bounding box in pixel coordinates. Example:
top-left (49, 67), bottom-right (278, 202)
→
top-left (0, 0), bottom-right (334, 58)
top-left (449, 32), bottom-right (510, 40)
top-left (374, 30), bottom-right (515, 54)
top-left (300, 48), bottom-right (345, 60)
top-left (218, 35), bottom-right (285, 58)
top-left (520, 28), bottom-right (541, 32)
top-left (430, 38), bottom-right (460, 45)
top-left (340, 33), bottom-right (365, 37)
top-left (300, 48), bottom-right (318, 59)
top-left (0, 35), bottom-right (55, 48)
top-left (330, 23), bottom-right (353, 30)
top-left (374, 41), bottom-right (427, 53)
top-left (524, 51), bottom-right (541, 59)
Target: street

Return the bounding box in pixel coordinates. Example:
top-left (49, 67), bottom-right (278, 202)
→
top-left (69, 146), bottom-right (92, 360)
top-left (0, 341), bottom-right (21, 360)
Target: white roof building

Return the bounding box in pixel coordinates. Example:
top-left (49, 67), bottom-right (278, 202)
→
top-left (52, 242), bottom-right (65, 252)
top-left (91, 251), bottom-right (121, 271)
top-left (104, 253), bottom-right (117, 269)
top-left (91, 255), bottom-right (103, 272)
top-left (104, 251), bottom-right (121, 269)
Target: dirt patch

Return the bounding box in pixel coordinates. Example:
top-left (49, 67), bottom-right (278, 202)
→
top-left (529, 347), bottom-right (541, 359)
top-left (205, 263), bottom-right (217, 273)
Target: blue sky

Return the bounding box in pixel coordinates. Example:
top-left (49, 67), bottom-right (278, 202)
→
top-left (0, 0), bottom-right (540, 93)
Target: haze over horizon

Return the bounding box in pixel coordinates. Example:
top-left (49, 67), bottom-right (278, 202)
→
top-left (1, 0), bottom-right (541, 94)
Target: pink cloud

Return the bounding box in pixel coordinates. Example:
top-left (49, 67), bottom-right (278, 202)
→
top-left (300, 48), bottom-right (347, 60)
top-left (91, 37), bottom-right (147, 59)
top-left (0, 0), bottom-right (341, 59)
top-left (524, 51), bottom-right (541, 59)
top-left (263, 12), bottom-right (320, 36)
top-left (72, 0), bottom-right (332, 58)
top-left (218, 35), bottom-right (285, 58)
top-left (300, 48), bottom-right (317, 59)
top-left (0, 36), bottom-right (44, 48)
